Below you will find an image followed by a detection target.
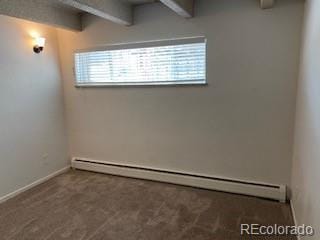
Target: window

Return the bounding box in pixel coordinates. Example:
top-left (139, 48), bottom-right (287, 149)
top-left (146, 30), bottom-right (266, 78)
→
top-left (74, 37), bottom-right (206, 86)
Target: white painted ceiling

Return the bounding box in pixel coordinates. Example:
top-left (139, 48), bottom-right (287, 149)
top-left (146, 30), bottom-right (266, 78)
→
top-left (0, 0), bottom-right (275, 32)
top-left (124, 0), bottom-right (158, 4)
top-left (50, 0), bottom-right (157, 14)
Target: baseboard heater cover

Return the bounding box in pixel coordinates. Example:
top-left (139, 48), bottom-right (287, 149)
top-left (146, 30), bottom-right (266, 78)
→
top-left (71, 157), bottom-right (286, 202)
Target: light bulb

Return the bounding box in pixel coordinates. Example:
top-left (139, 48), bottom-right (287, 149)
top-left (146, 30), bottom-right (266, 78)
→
top-left (36, 37), bottom-right (46, 47)
top-left (33, 37), bottom-right (46, 54)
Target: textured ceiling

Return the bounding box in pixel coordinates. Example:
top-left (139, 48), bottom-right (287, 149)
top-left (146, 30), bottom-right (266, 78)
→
top-left (48, 0), bottom-right (158, 16)
top-left (124, 0), bottom-right (158, 5)
top-left (50, 0), bottom-right (158, 13)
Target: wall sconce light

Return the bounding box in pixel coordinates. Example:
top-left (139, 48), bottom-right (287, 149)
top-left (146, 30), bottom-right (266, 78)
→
top-left (33, 37), bottom-right (46, 54)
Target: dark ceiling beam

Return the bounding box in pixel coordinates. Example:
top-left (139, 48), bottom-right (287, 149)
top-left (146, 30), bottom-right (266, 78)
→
top-left (58, 0), bottom-right (133, 26)
top-left (0, 0), bottom-right (82, 31)
top-left (160, 0), bottom-right (194, 18)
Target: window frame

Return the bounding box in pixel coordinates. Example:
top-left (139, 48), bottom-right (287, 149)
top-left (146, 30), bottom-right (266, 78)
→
top-left (73, 37), bottom-right (207, 87)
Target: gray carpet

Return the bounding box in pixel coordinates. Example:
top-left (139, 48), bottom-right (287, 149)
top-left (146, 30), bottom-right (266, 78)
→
top-left (0, 170), bottom-right (295, 240)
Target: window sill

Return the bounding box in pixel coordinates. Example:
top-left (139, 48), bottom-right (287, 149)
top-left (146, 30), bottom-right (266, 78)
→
top-left (75, 81), bottom-right (208, 88)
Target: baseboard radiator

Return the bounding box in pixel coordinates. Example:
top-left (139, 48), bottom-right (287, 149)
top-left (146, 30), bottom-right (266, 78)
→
top-left (71, 157), bottom-right (286, 202)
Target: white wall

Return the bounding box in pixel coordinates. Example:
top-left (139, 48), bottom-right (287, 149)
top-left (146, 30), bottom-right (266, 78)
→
top-left (58, 0), bottom-right (304, 187)
top-left (291, 0), bottom-right (320, 237)
top-left (0, 15), bottom-right (68, 198)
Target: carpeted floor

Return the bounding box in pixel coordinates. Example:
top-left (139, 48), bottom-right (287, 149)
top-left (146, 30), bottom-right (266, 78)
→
top-left (0, 170), bottom-right (295, 240)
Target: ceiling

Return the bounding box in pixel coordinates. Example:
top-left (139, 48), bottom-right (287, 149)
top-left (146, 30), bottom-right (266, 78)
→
top-left (0, 0), bottom-right (275, 32)
top-left (50, 0), bottom-right (158, 14)
top-left (124, 0), bottom-right (158, 4)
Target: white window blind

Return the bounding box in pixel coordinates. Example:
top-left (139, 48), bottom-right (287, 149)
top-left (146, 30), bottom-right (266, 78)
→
top-left (74, 37), bottom-right (206, 86)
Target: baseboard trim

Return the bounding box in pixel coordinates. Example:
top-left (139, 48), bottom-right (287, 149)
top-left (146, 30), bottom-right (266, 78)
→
top-left (0, 166), bottom-right (70, 204)
top-left (290, 200), bottom-right (301, 240)
top-left (72, 157), bottom-right (286, 202)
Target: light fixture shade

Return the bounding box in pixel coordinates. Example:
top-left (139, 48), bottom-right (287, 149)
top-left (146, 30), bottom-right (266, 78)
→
top-left (36, 37), bottom-right (46, 47)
